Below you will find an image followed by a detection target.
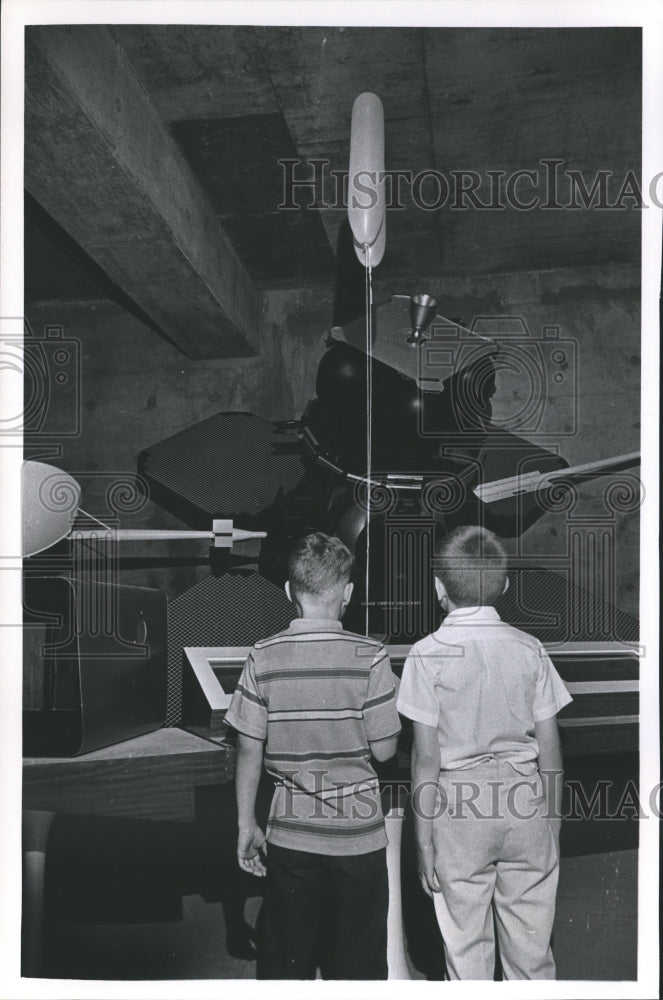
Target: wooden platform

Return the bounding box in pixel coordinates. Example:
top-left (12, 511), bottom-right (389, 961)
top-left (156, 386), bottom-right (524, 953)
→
top-left (24, 727), bottom-right (234, 822)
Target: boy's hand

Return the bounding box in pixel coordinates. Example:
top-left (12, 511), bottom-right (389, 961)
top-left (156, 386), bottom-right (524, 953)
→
top-left (416, 840), bottom-right (441, 897)
top-left (237, 825), bottom-right (267, 877)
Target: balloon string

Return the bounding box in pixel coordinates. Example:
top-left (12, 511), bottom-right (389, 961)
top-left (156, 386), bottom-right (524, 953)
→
top-left (365, 251), bottom-right (373, 635)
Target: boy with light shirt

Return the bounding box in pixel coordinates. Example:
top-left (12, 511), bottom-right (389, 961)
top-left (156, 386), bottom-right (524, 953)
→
top-left (225, 532), bottom-right (401, 980)
top-left (398, 525), bottom-right (572, 980)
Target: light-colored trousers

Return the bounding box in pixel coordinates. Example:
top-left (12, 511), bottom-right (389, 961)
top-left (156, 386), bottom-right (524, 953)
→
top-left (431, 760), bottom-right (559, 980)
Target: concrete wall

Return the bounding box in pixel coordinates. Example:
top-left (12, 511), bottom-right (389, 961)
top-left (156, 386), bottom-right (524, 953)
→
top-left (25, 298), bottom-right (281, 598)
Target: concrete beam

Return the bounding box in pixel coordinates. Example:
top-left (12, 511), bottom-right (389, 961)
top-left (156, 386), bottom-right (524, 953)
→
top-left (25, 26), bottom-right (261, 359)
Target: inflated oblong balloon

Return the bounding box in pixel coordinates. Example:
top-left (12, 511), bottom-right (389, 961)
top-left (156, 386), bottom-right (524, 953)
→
top-left (348, 92), bottom-right (386, 257)
top-left (353, 212), bottom-right (386, 268)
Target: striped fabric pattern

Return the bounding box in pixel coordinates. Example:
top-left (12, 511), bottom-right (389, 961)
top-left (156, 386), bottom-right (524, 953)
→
top-left (225, 618), bottom-right (401, 855)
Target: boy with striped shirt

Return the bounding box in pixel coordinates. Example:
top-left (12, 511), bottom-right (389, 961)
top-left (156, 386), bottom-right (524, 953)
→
top-left (225, 532), bottom-right (401, 980)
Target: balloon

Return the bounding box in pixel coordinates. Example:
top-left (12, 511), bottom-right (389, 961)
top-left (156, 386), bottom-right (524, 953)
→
top-left (348, 92), bottom-right (386, 265)
top-left (353, 212), bottom-right (386, 268)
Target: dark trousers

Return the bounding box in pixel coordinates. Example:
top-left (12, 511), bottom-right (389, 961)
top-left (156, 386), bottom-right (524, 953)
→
top-left (256, 844), bottom-right (389, 980)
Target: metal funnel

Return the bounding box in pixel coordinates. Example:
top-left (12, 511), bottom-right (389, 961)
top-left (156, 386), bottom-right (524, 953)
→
top-left (407, 293), bottom-right (438, 344)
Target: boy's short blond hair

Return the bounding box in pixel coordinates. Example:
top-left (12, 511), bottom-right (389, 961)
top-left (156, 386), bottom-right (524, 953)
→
top-left (288, 532), bottom-right (353, 600)
top-left (434, 526), bottom-right (507, 607)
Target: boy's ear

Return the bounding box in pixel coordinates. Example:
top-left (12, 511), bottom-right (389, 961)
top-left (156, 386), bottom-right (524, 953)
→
top-left (434, 576), bottom-right (448, 604)
top-left (502, 576), bottom-right (510, 596)
top-left (285, 581), bottom-right (292, 602)
top-left (343, 581), bottom-right (354, 605)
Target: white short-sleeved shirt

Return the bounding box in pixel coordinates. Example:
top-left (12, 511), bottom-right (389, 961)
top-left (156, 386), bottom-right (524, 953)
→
top-left (397, 606), bottom-right (572, 773)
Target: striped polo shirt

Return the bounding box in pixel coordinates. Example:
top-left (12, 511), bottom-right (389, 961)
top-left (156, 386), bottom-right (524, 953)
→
top-left (225, 617), bottom-right (401, 856)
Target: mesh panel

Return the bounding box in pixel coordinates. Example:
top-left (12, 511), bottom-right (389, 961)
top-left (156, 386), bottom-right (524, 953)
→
top-left (140, 412), bottom-right (305, 520)
top-left (166, 571), bottom-right (297, 725)
top-left (496, 568), bottom-right (639, 645)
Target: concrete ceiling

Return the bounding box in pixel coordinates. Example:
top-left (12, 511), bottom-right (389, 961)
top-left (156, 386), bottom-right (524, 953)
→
top-left (24, 25), bottom-right (641, 356)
